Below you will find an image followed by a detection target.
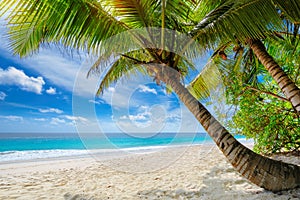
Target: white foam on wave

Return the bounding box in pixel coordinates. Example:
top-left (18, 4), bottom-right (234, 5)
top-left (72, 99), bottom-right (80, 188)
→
top-left (0, 149), bottom-right (91, 163)
top-left (0, 144), bottom-right (192, 163)
top-left (0, 146), bottom-right (164, 163)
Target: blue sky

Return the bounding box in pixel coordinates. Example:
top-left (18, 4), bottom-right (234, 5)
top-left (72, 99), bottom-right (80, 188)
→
top-left (0, 17), bottom-right (209, 135)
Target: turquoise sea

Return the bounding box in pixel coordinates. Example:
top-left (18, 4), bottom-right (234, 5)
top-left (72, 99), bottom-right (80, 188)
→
top-left (0, 132), bottom-right (213, 151)
top-left (0, 132), bottom-right (249, 162)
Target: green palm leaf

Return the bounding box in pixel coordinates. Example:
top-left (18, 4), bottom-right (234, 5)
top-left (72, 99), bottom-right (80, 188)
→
top-left (2, 0), bottom-right (127, 56)
top-left (274, 0), bottom-right (300, 23)
top-left (190, 0), bottom-right (282, 49)
top-left (96, 57), bottom-right (142, 95)
top-left (187, 58), bottom-right (222, 100)
top-left (106, 0), bottom-right (158, 28)
top-left (189, 42), bottom-right (265, 101)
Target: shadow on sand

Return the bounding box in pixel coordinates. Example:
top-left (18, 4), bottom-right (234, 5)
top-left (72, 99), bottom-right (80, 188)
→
top-left (64, 164), bottom-right (300, 200)
top-left (136, 165), bottom-right (300, 200)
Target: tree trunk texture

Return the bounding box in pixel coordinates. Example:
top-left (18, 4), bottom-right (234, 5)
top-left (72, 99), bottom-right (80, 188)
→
top-left (151, 64), bottom-right (300, 192)
top-left (248, 39), bottom-right (300, 113)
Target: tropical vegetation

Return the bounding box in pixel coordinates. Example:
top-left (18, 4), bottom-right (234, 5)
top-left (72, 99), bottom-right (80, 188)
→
top-left (1, 0), bottom-right (300, 192)
top-left (190, 0), bottom-right (300, 113)
top-left (205, 37), bottom-right (300, 154)
top-left (191, 2), bottom-right (300, 154)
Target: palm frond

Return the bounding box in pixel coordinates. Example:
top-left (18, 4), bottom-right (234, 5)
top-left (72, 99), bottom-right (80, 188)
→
top-left (96, 53), bottom-right (146, 95)
top-left (106, 0), bottom-right (159, 28)
top-left (274, 0), bottom-right (300, 23)
top-left (266, 35), bottom-right (298, 61)
top-left (190, 0), bottom-right (283, 49)
top-left (188, 39), bottom-right (268, 101)
top-left (3, 0), bottom-right (127, 56)
top-left (164, 0), bottom-right (197, 24)
top-left (263, 25), bottom-right (300, 85)
top-left (187, 59), bottom-right (222, 100)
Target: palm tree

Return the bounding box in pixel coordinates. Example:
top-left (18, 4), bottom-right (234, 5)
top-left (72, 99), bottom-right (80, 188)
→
top-left (190, 0), bottom-right (300, 113)
top-left (252, 0), bottom-right (300, 113)
top-left (1, 0), bottom-right (299, 192)
top-left (193, 40), bottom-right (300, 153)
top-left (248, 38), bottom-right (300, 113)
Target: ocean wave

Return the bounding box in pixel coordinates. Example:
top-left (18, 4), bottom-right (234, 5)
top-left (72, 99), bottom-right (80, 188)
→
top-left (0, 149), bottom-right (91, 163)
top-left (0, 151), bottom-right (16, 156)
top-left (0, 144), bottom-right (198, 163)
top-left (0, 146), bottom-right (170, 163)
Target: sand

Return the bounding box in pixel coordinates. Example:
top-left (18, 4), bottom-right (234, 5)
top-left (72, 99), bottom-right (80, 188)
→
top-left (0, 144), bottom-right (299, 200)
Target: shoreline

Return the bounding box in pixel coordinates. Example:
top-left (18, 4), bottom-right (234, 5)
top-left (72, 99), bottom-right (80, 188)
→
top-left (0, 141), bottom-right (215, 164)
top-left (0, 143), bottom-right (216, 167)
top-left (0, 137), bottom-right (253, 164)
top-left (1, 143), bottom-right (299, 199)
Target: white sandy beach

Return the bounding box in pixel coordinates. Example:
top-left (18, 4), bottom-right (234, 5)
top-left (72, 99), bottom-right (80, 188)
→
top-left (0, 144), bottom-right (299, 200)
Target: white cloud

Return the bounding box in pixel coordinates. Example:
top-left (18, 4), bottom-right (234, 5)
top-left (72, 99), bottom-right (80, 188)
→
top-left (108, 87), bottom-right (115, 93)
top-left (23, 51), bottom-right (82, 92)
top-left (99, 75), bottom-right (156, 109)
top-left (0, 91), bottom-right (7, 100)
top-left (139, 105), bottom-right (149, 110)
top-left (166, 113), bottom-right (181, 122)
top-left (88, 99), bottom-right (106, 105)
top-left (46, 87), bottom-right (57, 95)
top-left (0, 115), bottom-right (23, 121)
top-left (120, 106), bottom-right (151, 121)
top-left (39, 108), bottom-right (63, 114)
top-left (48, 115), bottom-right (89, 127)
top-left (138, 84), bottom-right (157, 95)
top-left (114, 100), bottom-right (204, 134)
top-left (0, 67), bottom-right (45, 94)
top-left (64, 115), bottom-right (89, 124)
top-left (50, 117), bottom-right (66, 125)
top-left (128, 112), bottom-right (150, 121)
top-left (34, 118), bottom-right (47, 122)
top-left (118, 106), bottom-right (158, 130)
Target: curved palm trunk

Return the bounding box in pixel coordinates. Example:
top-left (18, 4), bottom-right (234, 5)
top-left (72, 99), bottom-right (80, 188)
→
top-left (248, 39), bottom-right (300, 113)
top-left (152, 64), bottom-right (300, 192)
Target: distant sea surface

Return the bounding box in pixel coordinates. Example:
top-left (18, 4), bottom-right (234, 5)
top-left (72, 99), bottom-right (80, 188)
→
top-left (0, 132), bottom-right (249, 162)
